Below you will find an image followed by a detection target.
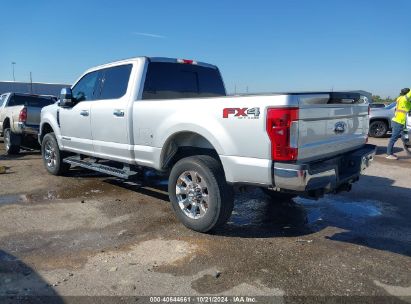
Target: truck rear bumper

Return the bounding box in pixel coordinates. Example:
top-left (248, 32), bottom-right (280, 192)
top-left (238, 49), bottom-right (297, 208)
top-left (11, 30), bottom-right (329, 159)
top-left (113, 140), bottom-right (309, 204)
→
top-left (16, 122), bottom-right (39, 136)
top-left (273, 144), bottom-right (376, 193)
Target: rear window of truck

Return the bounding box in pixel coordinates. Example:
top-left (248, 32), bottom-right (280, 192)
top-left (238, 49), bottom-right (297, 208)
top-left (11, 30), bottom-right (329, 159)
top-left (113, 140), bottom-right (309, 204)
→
top-left (8, 95), bottom-right (56, 107)
top-left (142, 62), bottom-right (226, 100)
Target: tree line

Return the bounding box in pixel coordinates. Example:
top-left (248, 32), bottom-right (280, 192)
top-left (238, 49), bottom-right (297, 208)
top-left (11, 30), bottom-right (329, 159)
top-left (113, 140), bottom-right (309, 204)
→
top-left (372, 95), bottom-right (396, 104)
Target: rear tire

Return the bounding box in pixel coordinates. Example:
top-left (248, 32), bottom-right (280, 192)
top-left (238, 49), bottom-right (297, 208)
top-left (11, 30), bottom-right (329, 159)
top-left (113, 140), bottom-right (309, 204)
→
top-left (41, 132), bottom-right (70, 175)
top-left (3, 128), bottom-right (20, 155)
top-left (404, 143), bottom-right (411, 155)
top-left (369, 120), bottom-right (388, 138)
top-left (168, 155), bottom-right (234, 233)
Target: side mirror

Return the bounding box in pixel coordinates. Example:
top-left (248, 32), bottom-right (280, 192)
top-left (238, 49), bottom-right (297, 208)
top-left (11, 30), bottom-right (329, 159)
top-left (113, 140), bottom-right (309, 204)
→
top-left (59, 88), bottom-right (74, 107)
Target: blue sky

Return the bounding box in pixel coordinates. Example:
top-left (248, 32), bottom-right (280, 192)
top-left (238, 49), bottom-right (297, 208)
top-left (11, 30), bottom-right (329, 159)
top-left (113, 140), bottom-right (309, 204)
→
top-left (0, 0), bottom-right (409, 97)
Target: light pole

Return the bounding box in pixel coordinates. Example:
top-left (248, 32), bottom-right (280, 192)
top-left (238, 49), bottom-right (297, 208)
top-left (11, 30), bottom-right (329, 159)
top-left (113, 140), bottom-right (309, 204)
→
top-left (11, 62), bottom-right (16, 81)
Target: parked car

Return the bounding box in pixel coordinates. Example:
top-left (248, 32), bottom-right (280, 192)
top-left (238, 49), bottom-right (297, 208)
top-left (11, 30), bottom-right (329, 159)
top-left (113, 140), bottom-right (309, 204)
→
top-left (39, 57), bottom-right (375, 232)
top-left (400, 112), bottom-right (411, 155)
top-left (0, 93), bottom-right (57, 154)
top-left (369, 102), bottom-right (396, 137)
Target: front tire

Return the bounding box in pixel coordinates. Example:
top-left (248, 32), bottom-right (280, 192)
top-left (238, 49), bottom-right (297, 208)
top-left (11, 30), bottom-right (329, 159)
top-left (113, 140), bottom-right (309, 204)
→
top-left (168, 155), bottom-right (234, 233)
top-left (369, 120), bottom-right (388, 138)
top-left (41, 132), bottom-right (70, 175)
top-left (3, 128), bottom-right (20, 155)
top-left (404, 143), bottom-right (411, 155)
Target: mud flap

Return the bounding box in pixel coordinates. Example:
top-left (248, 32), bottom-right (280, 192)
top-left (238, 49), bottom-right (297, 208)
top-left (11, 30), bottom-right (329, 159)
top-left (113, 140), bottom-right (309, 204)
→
top-left (9, 130), bottom-right (22, 146)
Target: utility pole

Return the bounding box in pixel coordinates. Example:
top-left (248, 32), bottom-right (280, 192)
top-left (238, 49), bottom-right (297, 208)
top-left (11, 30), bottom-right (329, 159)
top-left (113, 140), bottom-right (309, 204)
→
top-left (12, 62), bottom-right (16, 81)
top-left (234, 84), bottom-right (237, 95)
top-left (30, 72), bottom-right (33, 93)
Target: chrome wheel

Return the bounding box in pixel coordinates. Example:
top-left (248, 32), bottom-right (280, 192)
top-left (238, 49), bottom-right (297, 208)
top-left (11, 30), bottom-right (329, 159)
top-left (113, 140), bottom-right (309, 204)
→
top-left (176, 170), bottom-right (209, 219)
top-left (4, 130), bottom-right (10, 151)
top-left (44, 140), bottom-right (57, 169)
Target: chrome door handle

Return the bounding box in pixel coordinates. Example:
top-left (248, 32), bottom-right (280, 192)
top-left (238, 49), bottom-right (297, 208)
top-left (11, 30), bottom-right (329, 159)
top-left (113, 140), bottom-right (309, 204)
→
top-left (113, 109), bottom-right (125, 117)
top-left (80, 110), bottom-right (89, 116)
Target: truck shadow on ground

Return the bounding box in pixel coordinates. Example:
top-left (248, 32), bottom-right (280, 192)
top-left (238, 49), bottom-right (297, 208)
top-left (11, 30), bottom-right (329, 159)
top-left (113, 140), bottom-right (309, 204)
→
top-left (219, 175), bottom-right (411, 258)
top-left (105, 173), bottom-right (411, 258)
top-left (0, 250), bottom-right (63, 303)
top-left (0, 138), bottom-right (42, 160)
top-left (320, 174), bottom-right (411, 257)
top-left (0, 151), bottom-right (40, 161)
top-left (105, 178), bottom-right (170, 201)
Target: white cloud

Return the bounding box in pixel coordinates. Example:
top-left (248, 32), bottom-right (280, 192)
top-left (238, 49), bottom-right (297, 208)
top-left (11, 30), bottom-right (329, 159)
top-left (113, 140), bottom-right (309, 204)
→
top-left (133, 32), bottom-right (165, 39)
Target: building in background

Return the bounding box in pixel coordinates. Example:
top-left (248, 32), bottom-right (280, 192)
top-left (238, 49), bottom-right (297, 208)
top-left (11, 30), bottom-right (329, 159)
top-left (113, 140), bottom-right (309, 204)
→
top-left (0, 81), bottom-right (68, 97)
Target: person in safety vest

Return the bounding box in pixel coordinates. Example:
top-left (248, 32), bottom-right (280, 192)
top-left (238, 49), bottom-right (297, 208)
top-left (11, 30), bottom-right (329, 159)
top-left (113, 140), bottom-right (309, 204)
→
top-left (386, 88), bottom-right (411, 159)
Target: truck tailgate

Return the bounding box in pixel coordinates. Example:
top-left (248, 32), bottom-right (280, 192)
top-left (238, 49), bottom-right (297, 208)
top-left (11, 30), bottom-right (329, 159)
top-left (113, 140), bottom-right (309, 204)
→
top-left (296, 93), bottom-right (369, 162)
top-left (25, 106), bottom-right (42, 126)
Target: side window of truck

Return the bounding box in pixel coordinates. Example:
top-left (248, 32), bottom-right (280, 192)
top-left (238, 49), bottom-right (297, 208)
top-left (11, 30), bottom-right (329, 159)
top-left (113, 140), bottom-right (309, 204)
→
top-left (7, 95), bottom-right (16, 107)
top-left (98, 64), bottom-right (132, 100)
top-left (72, 71), bottom-right (100, 102)
top-left (8, 95), bottom-right (29, 107)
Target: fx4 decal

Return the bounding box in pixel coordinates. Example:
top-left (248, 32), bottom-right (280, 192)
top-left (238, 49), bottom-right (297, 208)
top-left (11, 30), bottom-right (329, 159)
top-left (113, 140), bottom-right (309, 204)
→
top-left (223, 107), bottom-right (260, 119)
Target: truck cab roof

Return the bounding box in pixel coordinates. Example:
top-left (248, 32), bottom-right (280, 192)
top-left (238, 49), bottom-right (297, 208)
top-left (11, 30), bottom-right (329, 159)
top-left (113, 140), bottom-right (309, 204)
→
top-left (86, 56), bottom-right (219, 74)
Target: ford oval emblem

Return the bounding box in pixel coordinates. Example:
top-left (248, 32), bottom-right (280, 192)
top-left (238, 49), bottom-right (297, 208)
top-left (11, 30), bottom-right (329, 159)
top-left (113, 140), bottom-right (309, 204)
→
top-left (334, 121), bottom-right (347, 134)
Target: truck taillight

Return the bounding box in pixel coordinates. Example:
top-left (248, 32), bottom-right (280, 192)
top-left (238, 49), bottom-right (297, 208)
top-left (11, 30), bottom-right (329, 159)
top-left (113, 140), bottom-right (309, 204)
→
top-left (19, 108), bottom-right (27, 123)
top-left (266, 108), bottom-right (298, 161)
top-left (177, 59), bottom-right (197, 65)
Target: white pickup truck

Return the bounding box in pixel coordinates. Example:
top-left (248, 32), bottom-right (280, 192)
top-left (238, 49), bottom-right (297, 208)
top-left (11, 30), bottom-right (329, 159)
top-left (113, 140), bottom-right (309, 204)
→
top-left (39, 57), bottom-right (375, 232)
top-left (0, 93), bottom-right (56, 154)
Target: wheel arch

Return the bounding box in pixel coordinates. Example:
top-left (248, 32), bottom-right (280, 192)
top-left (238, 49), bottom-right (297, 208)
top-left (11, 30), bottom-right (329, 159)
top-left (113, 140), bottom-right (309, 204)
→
top-left (39, 115), bottom-right (62, 148)
top-left (39, 122), bottom-right (55, 142)
top-left (2, 117), bottom-right (10, 130)
top-left (159, 131), bottom-right (223, 173)
top-left (370, 117), bottom-right (390, 127)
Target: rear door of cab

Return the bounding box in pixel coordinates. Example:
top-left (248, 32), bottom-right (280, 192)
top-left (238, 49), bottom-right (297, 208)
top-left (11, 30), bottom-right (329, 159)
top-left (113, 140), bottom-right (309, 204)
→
top-left (89, 63), bottom-right (135, 163)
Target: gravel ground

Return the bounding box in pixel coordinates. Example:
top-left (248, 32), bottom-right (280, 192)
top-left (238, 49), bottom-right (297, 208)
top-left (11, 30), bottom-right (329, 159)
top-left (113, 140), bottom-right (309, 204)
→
top-left (0, 137), bottom-right (410, 303)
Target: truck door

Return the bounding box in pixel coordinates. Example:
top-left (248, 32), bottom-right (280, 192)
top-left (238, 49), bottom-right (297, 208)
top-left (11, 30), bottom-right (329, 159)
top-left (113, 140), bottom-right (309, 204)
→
top-left (89, 64), bottom-right (133, 162)
top-left (59, 70), bottom-right (99, 154)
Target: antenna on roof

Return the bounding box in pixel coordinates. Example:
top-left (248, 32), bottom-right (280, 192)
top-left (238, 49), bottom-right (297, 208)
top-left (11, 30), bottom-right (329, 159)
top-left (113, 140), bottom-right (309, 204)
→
top-left (11, 62), bottom-right (16, 82)
top-left (30, 72), bottom-right (33, 94)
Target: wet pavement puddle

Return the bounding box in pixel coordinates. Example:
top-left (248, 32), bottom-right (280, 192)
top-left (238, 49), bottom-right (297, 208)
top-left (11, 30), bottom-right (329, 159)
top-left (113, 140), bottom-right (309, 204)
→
top-left (295, 196), bottom-right (384, 224)
top-left (296, 196), bottom-right (382, 218)
top-left (223, 189), bottom-right (392, 237)
top-left (0, 191), bottom-right (63, 205)
top-left (0, 194), bottom-right (28, 205)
